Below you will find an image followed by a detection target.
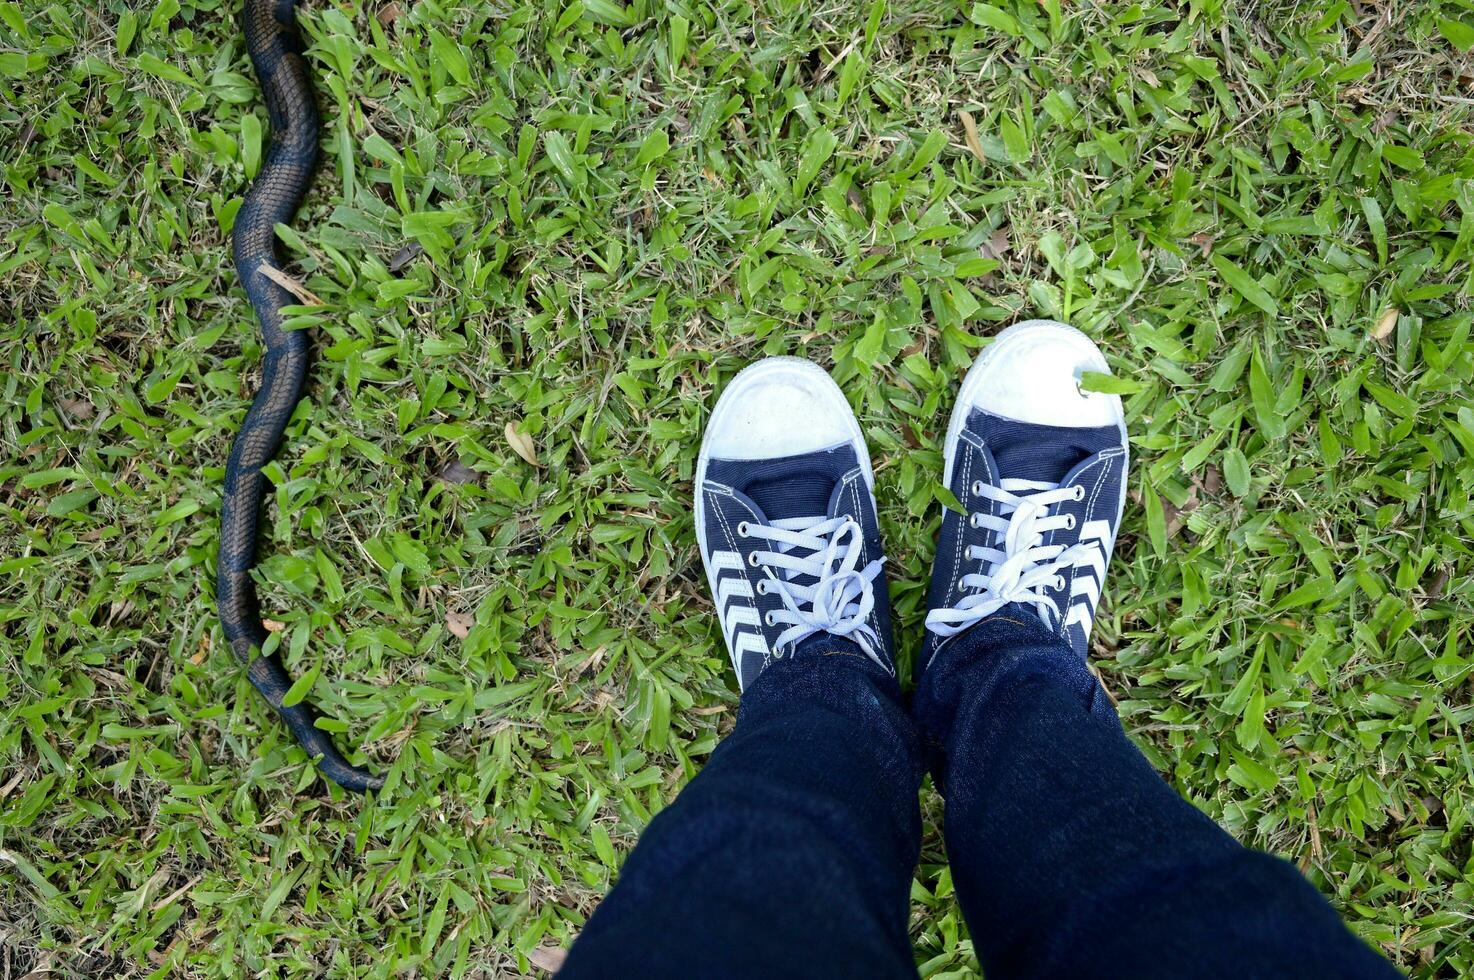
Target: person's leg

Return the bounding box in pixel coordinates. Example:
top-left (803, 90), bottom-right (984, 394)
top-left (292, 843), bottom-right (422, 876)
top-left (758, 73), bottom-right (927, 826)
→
top-left (915, 614), bottom-right (1401, 980)
top-left (563, 357), bottom-right (922, 978)
top-left (917, 320), bottom-right (1400, 980)
top-left (561, 645), bottom-right (922, 979)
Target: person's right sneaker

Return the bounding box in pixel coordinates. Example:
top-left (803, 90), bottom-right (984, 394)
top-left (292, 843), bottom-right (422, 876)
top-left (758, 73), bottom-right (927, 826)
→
top-left (695, 356), bottom-right (894, 691)
top-left (920, 320), bottom-right (1130, 676)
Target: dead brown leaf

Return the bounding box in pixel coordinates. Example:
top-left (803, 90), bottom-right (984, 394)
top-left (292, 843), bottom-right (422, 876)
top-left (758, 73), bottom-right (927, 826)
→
top-left (505, 422), bottom-right (540, 467)
top-left (107, 599), bottom-right (135, 625)
top-left (0, 769), bottom-right (25, 800)
top-left (979, 226), bottom-right (1011, 261)
top-left (1190, 232), bottom-right (1215, 257)
top-left (1371, 307), bottom-right (1399, 341)
top-left (1161, 484), bottom-right (1200, 539)
top-left (376, 2), bottom-right (403, 26)
top-left (570, 645), bottom-right (607, 678)
top-left (263, 619), bottom-right (286, 632)
top-left (58, 396), bottom-right (95, 420)
top-left (527, 945), bottom-right (569, 973)
top-left (1200, 464), bottom-right (1224, 496)
top-left (958, 109), bottom-right (986, 164)
top-left (445, 611), bottom-right (473, 640)
top-left (257, 264), bottom-right (323, 305)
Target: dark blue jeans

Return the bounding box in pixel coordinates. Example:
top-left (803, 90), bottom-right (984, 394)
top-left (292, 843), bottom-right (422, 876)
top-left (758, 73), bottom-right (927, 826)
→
top-left (561, 614), bottom-right (1401, 979)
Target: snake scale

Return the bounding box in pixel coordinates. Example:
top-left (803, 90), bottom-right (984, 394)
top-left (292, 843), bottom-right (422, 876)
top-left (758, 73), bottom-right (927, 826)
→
top-left (219, 0), bottom-right (383, 793)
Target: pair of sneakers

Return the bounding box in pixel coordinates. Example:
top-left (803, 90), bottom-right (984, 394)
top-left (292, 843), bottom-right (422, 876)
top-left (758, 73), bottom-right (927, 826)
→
top-left (694, 321), bottom-right (1130, 689)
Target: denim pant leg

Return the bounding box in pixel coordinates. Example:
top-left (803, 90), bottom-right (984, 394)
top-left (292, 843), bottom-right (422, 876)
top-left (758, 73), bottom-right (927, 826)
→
top-left (914, 613), bottom-right (1402, 980)
top-left (561, 642), bottom-right (924, 980)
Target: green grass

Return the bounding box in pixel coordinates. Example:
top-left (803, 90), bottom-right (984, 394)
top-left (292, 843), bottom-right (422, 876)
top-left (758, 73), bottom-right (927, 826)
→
top-left (3, 0), bottom-right (1473, 975)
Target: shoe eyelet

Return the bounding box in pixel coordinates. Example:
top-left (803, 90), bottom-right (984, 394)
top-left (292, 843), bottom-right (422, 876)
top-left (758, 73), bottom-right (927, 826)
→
top-left (737, 521), bottom-right (749, 537)
top-left (971, 480), bottom-right (984, 497)
top-left (1063, 514), bottom-right (1076, 530)
top-left (968, 513), bottom-right (983, 529)
top-left (1054, 576), bottom-right (1066, 590)
top-left (755, 580), bottom-right (767, 595)
top-left (1073, 485), bottom-right (1085, 501)
top-left (747, 552), bottom-right (760, 567)
top-left (764, 612), bottom-right (775, 626)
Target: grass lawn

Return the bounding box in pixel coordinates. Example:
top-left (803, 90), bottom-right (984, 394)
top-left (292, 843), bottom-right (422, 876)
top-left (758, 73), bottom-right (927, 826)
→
top-left (3, 0), bottom-right (1474, 975)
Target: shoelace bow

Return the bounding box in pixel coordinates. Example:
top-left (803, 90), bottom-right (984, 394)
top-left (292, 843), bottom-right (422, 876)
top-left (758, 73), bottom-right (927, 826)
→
top-left (740, 515), bottom-right (884, 660)
top-left (924, 477), bottom-right (1088, 638)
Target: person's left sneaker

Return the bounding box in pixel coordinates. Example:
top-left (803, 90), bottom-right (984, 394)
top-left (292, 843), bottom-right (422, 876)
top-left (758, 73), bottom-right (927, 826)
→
top-left (695, 357), bottom-right (894, 691)
top-left (920, 320), bottom-right (1130, 677)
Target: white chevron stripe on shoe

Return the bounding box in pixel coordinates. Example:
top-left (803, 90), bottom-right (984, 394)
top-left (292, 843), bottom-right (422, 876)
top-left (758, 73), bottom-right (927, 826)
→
top-left (715, 572), bottom-right (754, 608)
top-left (722, 604), bottom-right (761, 649)
top-left (733, 631), bottom-right (770, 663)
top-left (1069, 571), bottom-right (1101, 606)
top-left (711, 550), bottom-right (745, 574)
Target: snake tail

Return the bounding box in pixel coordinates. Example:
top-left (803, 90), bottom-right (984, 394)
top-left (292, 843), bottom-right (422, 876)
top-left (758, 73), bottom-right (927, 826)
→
top-left (219, 0), bottom-right (383, 793)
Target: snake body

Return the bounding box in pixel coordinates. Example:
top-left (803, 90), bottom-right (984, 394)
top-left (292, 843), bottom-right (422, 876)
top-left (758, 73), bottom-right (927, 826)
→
top-left (219, 0), bottom-right (383, 793)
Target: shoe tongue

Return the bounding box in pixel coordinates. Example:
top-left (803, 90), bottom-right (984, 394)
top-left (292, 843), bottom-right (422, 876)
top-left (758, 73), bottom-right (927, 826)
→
top-left (967, 409), bottom-right (1120, 485)
top-left (744, 472), bottom-right (831, 520)
top-left (705, 444), bottom-right (858, 522)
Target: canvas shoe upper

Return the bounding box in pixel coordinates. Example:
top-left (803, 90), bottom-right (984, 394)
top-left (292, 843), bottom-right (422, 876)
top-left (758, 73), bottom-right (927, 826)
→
top-left (921, 320), bottom-right (1129, 674)
top-left (696, 357), bottom-right (894, 691)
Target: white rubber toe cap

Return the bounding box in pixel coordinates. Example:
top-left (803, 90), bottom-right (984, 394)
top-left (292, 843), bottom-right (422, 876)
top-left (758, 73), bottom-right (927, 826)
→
top-left (701, 357), bottom-right (869, 481)
top-left (943, 320), bottom-right (1125, 483)
top-left (958, 320), bottom-right (1123, 429)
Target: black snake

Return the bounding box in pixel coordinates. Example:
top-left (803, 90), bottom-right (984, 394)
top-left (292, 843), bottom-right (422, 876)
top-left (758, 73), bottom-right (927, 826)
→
top-left (219, 0), bottom-right (383, 792)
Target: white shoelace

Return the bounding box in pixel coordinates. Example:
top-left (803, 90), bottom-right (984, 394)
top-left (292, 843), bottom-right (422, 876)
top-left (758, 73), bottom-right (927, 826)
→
top-left (924, 478), bottom-right (1088, 638)
top-left (740, 515), bottom-right (884, 660)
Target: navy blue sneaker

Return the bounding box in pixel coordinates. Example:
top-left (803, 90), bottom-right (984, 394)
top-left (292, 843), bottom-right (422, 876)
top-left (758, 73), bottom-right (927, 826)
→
top-left (696, 357), bottom-right (893, 690)
top-left (922, 320), bottom-right (1129, 673)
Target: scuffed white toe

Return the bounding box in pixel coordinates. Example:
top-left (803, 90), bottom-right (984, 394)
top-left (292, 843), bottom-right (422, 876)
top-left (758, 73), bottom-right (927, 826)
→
top-left (944, 320), bottom-right (1125, 483)
top-left (963, 321), bottom-right (1121, 427)
top-left (700, 357), bottom-right (868, 478)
